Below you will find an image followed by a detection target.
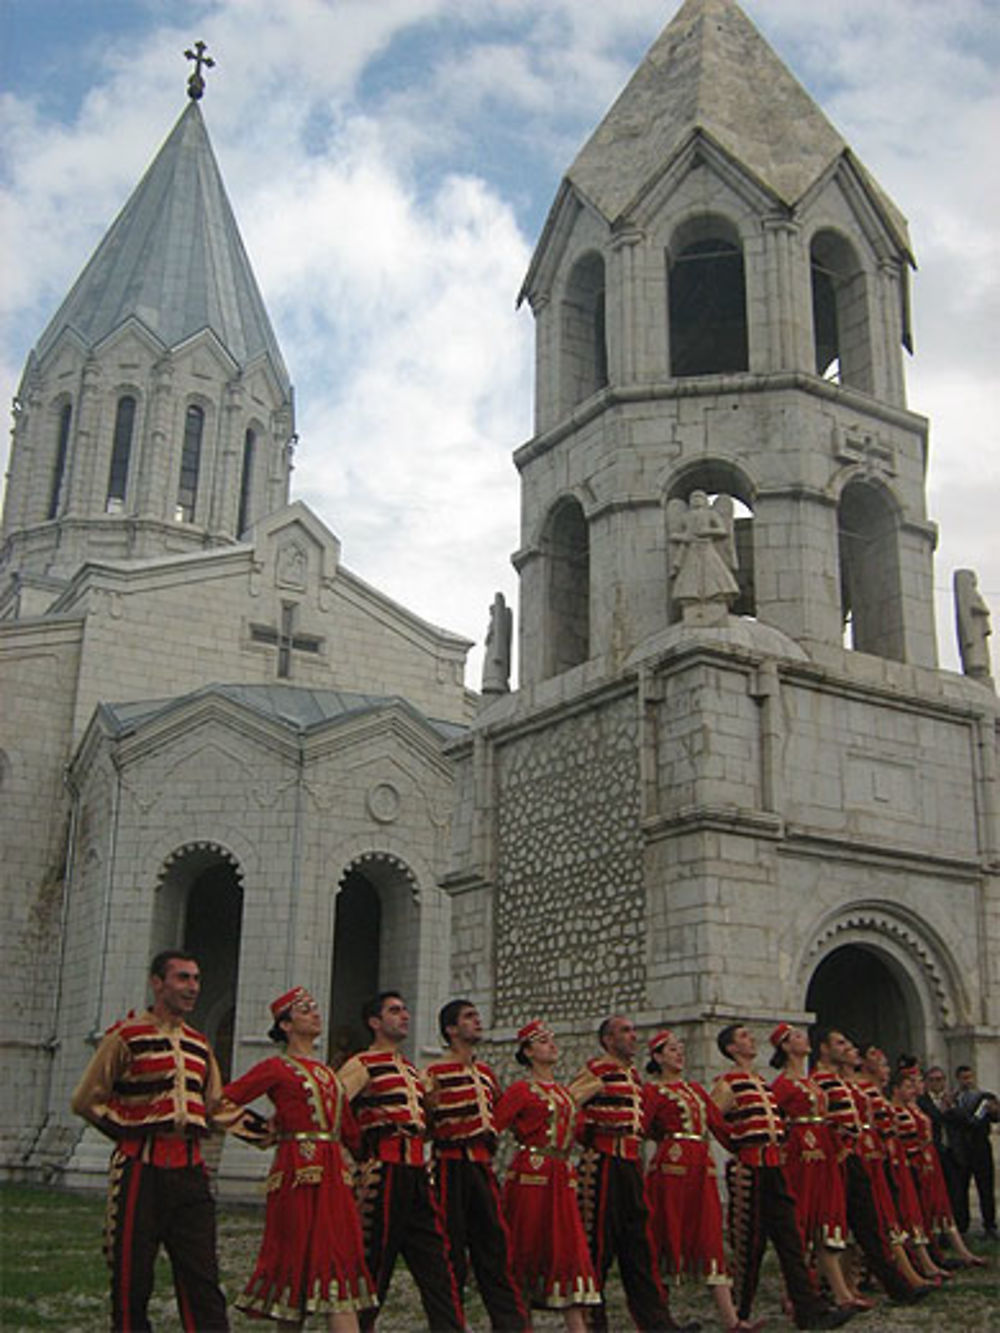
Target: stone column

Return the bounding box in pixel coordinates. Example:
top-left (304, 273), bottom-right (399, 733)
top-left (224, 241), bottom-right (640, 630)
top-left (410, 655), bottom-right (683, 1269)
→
top-left (609, 226), bottom-right (644, 386)
top-left (876, 257), bottom-right (906, 408)
top-left (210, 378), bottom-right (245, 537)
top-left (137, 356), bottom-right (175, 520)
top-left (63, 357), bottom-right (102, 517)
top-left (761, 216), bottom-right (800, 372)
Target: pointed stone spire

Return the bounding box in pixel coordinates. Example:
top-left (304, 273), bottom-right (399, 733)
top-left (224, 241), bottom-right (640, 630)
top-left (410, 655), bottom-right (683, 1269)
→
top-left (33, 100), bottom-right (290, 390)
top-left (567, 0), bottom-right (909, 252)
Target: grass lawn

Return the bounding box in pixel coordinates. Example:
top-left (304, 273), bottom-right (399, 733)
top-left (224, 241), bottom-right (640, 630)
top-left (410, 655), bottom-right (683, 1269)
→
top-left (1, 1182), bottom-right (996, 1330)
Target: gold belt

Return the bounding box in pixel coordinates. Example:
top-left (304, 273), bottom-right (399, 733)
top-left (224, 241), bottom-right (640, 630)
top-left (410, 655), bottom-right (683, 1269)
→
top-left (279, 1131), bottom-right (339, 1143)
top-left (663, 1132), bottom-right (704, 1141)
top-left (516, 1142), bottom-right (571, 1159)
top-left (790, 1116), bottom-right (824, 1125)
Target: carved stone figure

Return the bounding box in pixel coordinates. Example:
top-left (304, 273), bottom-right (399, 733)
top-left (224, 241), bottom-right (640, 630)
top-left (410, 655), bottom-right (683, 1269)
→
top-left (667, 491), bottom-right (740, 626)
top-left (482, 592), bottom-right (513, 695)
top-left (955, 568), bottom-right (994, 686)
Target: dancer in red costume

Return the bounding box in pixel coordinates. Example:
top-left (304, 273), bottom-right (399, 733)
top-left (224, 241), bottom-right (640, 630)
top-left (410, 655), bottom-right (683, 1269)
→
top-left (892, 1066), bottom-right (984, 1268)
top-left (855, 1046), bottom-right (948, 1285)
top-left (222, 987), bottom-right (376, 1329)
top-left (644, 1030), bottom-right (760, 1332)
top-left (493, 1020), bottom-right (600, 1331)
top-left (768, 1023), bottom-right (864, 1311)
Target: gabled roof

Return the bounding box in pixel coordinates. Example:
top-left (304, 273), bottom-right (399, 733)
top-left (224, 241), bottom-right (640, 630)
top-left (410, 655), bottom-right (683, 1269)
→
top-left (99, 683), bottom-right (467, 742)
top-left (34, 102), bottom-right (291, 390)
top-left (564, 0), bottom-right (910, 252)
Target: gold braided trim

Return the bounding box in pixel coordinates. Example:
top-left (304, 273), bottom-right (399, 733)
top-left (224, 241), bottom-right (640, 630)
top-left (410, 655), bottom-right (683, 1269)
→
top-left (279, 1130), bottom-right (340, 1142)
top-left (294, 1164), bottom-right (324, 1187)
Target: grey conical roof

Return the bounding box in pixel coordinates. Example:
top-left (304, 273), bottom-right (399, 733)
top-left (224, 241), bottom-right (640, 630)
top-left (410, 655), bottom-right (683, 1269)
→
top-left (566, 0), bottom-right (909, 251)
top-left (34, 101), bottom-right (290, 388)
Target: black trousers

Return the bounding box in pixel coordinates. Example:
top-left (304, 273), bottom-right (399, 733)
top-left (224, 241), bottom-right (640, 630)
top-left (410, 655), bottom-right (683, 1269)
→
top-left (842, 1155), bottom-right (914, 1299)
top-left (355, 1158), bottom-right (465, 1330)
top-left (105, 1150), bottom-right (228, 1332)
top-left (725, 1160), bottom-right (828, 1327)
top-left (435, 1157), bottom-right (530, 1331)
top-left (955, 1133), bottom-right (996, 1232)
top-left (577, 1149), bottom-right (675, 1332)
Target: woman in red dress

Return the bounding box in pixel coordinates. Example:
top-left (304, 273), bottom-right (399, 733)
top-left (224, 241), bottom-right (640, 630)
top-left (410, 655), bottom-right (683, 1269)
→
top-left (892, 1066), bottom-right (984, 1268)
top-left (768, 1023), bottom-right (863, 1310)
top-left (493, 1019), bottom-right (600, 1331)
top-left (856, 1046), bottom-right (948, 1283)
top-left (644, 1030), bottom-right (758, 1332)
top-left (221, 987), bottom-right (377, 1330)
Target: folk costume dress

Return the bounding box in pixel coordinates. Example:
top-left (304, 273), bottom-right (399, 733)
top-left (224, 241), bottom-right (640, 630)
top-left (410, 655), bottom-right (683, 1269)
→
top-left (493, 1078), bottom-right (600, 1311)
top-left (858, 1078), bottom-right (929, 1248)
top-left (770, 1072), bottom-right (847, 1256)
top-left (901, 1101), bottom-right (956, 1239)
top-left (221, 1055), bottom-right (377, 1322)
top-left (642, 1078), bottom-right (732, 1286)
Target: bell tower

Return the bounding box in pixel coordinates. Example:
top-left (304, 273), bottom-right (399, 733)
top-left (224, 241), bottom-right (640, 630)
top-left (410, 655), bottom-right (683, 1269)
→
top-left (0, 56), bottom-right (294, 618)
top-left (514, 0), bottom-right (936, 684)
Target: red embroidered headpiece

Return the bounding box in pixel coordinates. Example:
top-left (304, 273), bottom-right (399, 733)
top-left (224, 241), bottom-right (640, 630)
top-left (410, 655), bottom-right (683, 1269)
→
top-left (647, 1029), bottom-right (674, 1054)
top-left (770, 1022), bottom-right (793, 1048)
top-left (270, 985), bottom-right (309, 1019)
top-left (517, 1018), bottom-right (549, 1046)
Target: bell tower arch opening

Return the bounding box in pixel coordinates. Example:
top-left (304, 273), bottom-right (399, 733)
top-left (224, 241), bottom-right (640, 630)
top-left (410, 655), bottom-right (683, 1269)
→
top-left (153, 843), bottom-right (244, 1080)
top-left (560, 251), bottom-right (608, 414)
top-left (838, 478), bottom-right (904, 660)
top-left (810, 230), bottom-right (873, 393)
top-left (806, 943), bottom-right (918, 1060)
top-left (328, 853), bottom-right (420, 1065)
top-left (668, 215), bottom-right (748, 377)
top-left (541, 496), bottom-right (590, 678)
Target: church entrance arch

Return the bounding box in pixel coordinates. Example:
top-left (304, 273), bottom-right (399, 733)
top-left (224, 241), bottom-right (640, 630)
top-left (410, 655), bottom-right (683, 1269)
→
top-left (328, 852), bottom-right (420, 1065)
top-left (806, 943), bottom-right (918, 1061)
top-left (154, 842), bottom-right (244, 1080)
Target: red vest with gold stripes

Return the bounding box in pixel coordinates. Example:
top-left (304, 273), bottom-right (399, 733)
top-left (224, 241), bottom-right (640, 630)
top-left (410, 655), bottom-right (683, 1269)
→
top-left (579, 1057), bottom-right (644, 1158)
top-left (425, 1059), bottom-right (500, 1146)
top-left (105, 1015), bottom-right (212, 1136)
top-left (717, 1069), bottom-right (786, 1165)
top-left (352, 1048), bottom-right (427, 1145)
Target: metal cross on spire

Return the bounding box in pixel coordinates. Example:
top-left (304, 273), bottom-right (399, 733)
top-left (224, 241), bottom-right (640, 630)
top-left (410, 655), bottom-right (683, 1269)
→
top-left (184, 40), bottom-right (215, 100)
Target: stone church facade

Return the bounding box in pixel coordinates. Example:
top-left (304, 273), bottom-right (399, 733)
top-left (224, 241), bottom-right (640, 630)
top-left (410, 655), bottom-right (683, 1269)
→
top-left (1, 0), bottom-right (997, 1189)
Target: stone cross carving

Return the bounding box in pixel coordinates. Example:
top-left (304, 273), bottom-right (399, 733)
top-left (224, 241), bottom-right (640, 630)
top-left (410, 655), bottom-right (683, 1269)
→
top-left (185, 41), bottom-right (215, 100)
top-left (482, 592), bottom-right (513, 695)
top-left (954, 568), bottom-right (994, 686)
top-left (667, 490), bottom-right (740, 626)
top-left (250, 602), bottom-right (322, 679)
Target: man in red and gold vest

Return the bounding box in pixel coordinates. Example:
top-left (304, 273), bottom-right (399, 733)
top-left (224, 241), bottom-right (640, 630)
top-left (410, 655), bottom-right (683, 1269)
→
top-left (569, 1014), bottom-right (693, 1333)
top-left (71, 950), bottom-right (230, 1332)
top-left (338, 990), bottom-right (465, 1331)
top-left (425, 998), bottom-right (530, 1331)
top-left (711, 1023), bottom-right (851, 1330)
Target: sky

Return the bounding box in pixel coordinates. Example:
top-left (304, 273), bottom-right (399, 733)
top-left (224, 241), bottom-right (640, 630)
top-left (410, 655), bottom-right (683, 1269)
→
top-left (1, 0), bottom-right (997, 681)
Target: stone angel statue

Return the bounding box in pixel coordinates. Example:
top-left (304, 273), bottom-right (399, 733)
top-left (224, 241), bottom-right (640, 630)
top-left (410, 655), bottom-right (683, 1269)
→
top-left (667, 490), bottom-right (740, 626)
top-left (954, 568), bottom-right (994, 687)
top-left (482, 591), bottom-right (513, 695)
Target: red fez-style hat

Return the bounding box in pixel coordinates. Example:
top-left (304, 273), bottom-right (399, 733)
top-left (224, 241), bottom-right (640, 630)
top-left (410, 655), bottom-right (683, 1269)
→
top-left (647, 1029), bottom-right (674, 1054)
top-left (516, 1018), bottom-right (549, 1046)
top-left (770, 1022), bottom-right (793, 1048)
top-left (270, 985), bottom-right (308, 1019)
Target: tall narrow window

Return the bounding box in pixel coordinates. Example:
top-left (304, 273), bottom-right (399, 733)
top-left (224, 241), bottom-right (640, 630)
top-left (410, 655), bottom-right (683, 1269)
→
top-left (668, 218), bottom-right (748, 377)
top-left (236, 428), bottom-right (255, 536)
top-left (560, 252), bottom-right (608, 414)
top-left (811, 231), bottom-right (873, 392)
top-left (175, 405), bottom-right (204, 523)
top-left (543, 497), bottom-right (590, 678)
top-left (47, 402), bottom-right (72, 520)
top-left (106, 395), bottom-right (136, 511)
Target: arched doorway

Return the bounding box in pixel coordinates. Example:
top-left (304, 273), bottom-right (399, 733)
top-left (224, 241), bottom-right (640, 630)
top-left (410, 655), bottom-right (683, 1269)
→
top-left (154, 843), bottom-right (244, 1080)
top-left (328, 853), bottom-right (420, 1065)
top-left (806, 943), bottom-right (916, 1061)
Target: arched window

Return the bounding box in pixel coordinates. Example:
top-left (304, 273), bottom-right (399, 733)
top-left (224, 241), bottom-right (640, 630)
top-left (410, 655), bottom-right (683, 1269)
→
top-left (47, 402), bottom-right (72, 520)
top-left (811, 231), bottom-right (873, 392)
top-left (560, 252), bottom-right (608, 414)
top-left (543, 497), bottom-right (590, 678)
top-left (668, 217), bottom-right (748, 377)
top-left (175, 404), bottom-right (204, 523)
top-left (666, 463), bottom-right (756, 619)
top-left (236, 428), bottom-right (255, 537)
top-left (105, 394), bottom-right (136, 511)
top-left (838, 478), bottom-right (903, 660)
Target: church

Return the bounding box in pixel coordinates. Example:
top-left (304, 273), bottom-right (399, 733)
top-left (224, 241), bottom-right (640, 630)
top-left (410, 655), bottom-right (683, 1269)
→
top-left (2, 0), bottom-right (997, 1191)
